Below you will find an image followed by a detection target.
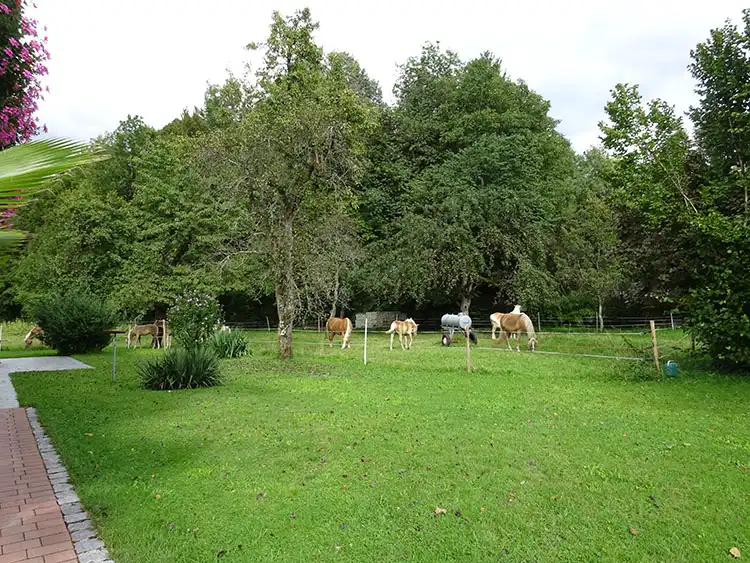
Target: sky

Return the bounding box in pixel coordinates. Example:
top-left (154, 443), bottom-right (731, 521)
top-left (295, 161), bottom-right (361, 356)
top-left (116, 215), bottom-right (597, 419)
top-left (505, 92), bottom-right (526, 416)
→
top-left (29, 0), bottom-right (749, 153)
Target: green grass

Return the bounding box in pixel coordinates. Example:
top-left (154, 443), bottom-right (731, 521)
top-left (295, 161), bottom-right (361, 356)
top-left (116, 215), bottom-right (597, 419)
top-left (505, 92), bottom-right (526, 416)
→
top-left (10, 329), bottom-right (750, 562)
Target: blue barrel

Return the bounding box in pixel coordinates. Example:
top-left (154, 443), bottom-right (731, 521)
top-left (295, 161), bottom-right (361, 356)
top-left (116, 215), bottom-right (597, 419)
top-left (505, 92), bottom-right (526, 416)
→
top-left (665, 360), bottom-right (679, 377)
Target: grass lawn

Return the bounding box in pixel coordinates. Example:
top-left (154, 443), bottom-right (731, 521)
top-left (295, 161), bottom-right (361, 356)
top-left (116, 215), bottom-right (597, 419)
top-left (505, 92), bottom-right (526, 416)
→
top-left (8, 328), bottom-right (750, 562)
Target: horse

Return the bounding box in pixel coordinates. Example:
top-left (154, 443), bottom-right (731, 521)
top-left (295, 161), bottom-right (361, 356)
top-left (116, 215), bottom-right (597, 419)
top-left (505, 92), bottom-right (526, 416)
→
top-left (386, 318), bottom-right (418, 351)
top-left (489, 306), bottom-right (521, 341)
top-left (24, 326), bottom-right (44, 348)
top-left (127, 323), bottom-right (160, 349)
top-left (489, 312), bottom-right (537, 352)
top-left (326, 316), bottom-right (353, 349)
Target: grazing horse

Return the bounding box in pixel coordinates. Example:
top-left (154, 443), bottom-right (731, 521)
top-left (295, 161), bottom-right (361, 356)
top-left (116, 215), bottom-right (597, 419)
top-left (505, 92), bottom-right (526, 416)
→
top-left (24, 326), bottom-right (44, 348)
top-left (489, 312), bottom-right (537, 352)
top-left (326, 316), bottom-right (353, 349)
top-left (386, 318), bottom-right (418, 351)
top-left (127, 323), bottom-right (160, 349)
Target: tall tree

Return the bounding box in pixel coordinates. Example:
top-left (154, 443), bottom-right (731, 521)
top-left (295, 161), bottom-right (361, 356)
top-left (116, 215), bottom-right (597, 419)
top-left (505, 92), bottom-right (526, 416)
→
top-left (682, 9), bottom-right (750, 369)
top-left (598, 83), bottom-right (697, 311)
top-left (366, 48), bottom-right (576, 314)
top-left (213, 9), bottom-right (374, 358)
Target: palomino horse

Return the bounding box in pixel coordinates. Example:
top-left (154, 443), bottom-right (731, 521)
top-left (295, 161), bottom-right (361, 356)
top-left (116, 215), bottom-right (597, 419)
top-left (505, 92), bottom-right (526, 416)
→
top-left (489, 312), bottom-right (537, 352)
top-left (326, 316), bottom-right (353, 349)
top-left (386, 318), bottom-right (418, 351)
top-left (24, 326), bottom-right (44, 348)
top-left (127, 323), bottom-right (160, 349)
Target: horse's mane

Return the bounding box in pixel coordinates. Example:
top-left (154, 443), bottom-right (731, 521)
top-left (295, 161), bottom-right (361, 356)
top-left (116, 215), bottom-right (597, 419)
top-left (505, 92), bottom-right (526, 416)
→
top-left (520, 313), bottom-right (536, 339)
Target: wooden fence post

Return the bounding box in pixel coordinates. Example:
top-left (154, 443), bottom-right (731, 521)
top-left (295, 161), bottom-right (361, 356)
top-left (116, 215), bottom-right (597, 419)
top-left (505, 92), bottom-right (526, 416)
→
top-left (670, 312), bottom-right (675, 330)
top-left (364, 318), bottom-right (368, 366)
top-left (650, 320), bottom-right (661, 375)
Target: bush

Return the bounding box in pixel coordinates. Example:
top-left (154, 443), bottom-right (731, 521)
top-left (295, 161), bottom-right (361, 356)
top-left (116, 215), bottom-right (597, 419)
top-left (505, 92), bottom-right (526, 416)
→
top-left (211, 330), bottom-right (251, 359)
top-left (138, 347), bottom-right (223, 390)
top-left (34, 290), bottom-right (119, 354)
top-left (167, 290), bottom-right (222, 349)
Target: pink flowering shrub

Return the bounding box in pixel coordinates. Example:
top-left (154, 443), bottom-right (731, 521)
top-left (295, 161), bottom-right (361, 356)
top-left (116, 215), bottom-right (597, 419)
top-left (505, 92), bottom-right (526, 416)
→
top-left (0, 0), bottom-right (50, 227)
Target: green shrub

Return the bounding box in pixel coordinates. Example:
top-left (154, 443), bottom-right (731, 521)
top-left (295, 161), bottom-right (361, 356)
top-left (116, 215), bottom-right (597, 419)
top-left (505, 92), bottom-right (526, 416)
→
top-left (34, 290), bottom-right (119, 354)
top-left (138, 347), bottom-right (223, 390)
top-left (211, 330), bottom-right (251, 359)
top-left (167, 290), bottom-right (222, 349)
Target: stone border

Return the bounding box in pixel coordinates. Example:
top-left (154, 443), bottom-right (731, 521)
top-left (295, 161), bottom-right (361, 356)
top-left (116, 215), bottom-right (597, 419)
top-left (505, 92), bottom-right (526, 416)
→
top-left (26, 407), bottom-right (115, 563)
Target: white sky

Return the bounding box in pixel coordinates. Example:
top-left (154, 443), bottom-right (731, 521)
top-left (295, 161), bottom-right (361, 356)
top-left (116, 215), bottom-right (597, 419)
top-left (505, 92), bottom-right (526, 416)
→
top-left (29, 1), bottom-right (748, 153)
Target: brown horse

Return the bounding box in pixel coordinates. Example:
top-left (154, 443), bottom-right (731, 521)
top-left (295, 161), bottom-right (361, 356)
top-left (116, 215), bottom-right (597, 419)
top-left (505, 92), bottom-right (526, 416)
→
top-left (386, 318), bottom-right (418, 351)
top-left (24, 326), bottom-right (44, 348)
top-left (489, 312), bottom-right (537, 352)
top-left (127, 323), bottom-right (160, 349)
top-left (326, 316), bottom-right (353, 349)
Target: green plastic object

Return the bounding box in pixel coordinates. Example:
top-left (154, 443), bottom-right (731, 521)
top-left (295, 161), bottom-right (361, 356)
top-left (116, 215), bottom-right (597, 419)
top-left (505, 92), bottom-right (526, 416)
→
top-left (665, 360), bottom-right (679, 377)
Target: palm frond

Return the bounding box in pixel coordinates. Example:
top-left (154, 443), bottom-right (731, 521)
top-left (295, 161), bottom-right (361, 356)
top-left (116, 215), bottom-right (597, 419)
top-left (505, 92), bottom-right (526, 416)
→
top-left (0, 138), bottom-right (109, 208)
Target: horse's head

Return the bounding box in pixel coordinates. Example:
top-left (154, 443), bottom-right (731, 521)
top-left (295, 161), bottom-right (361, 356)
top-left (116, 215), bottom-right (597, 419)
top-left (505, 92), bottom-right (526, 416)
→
top-left (406, 318), bottom-right (418, 333)
top-left (528, 336), bottom-right (537, 352)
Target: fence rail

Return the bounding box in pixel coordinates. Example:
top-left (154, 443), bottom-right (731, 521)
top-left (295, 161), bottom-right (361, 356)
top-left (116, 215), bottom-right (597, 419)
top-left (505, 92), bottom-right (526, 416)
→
top-left (224, 314), bottom-right (685, 332)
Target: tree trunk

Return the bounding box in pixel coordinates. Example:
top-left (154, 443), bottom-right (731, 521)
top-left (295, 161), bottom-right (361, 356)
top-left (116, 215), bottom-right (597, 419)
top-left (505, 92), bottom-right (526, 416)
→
top-left (329, 266), bottom-right (340, 319)
top-left (459, 289), bottom-right (472, 315)
top-left (276, 215), bottom-right (296, 359)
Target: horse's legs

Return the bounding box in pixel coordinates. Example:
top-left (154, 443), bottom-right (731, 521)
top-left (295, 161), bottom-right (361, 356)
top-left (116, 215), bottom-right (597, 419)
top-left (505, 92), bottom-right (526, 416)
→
top-left (491, 323), bottom-right (497, 340)
top-left (327, 331), bottom-right (334, 347)
top-left (516, 332), bottom-right (520, 352)
top-left (399, 332), bottom-right (406, 350)
top-left (389, 332), bottom-right (394, 351)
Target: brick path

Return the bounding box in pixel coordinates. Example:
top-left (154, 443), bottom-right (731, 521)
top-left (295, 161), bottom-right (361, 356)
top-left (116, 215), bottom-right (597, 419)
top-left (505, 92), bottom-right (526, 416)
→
top-left (0, 409), bottom-right (77, 563)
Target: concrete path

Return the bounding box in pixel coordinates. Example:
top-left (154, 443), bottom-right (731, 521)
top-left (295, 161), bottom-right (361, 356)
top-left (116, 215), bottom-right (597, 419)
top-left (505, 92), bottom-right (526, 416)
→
top-left (0, 357), bottom-right (112, 562)
top-left (0, 358), bottom-right (92, 409)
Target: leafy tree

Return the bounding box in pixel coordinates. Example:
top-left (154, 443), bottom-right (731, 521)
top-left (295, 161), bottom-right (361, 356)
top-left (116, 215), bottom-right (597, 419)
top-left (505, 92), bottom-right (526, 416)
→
top-left (550, 149), bottom-right (623, 325)
top-left (366, 48), bottom-right (577, 314)
top-left (213, 9), bottom-right (375, 358)
top-left (682, 9), bottom-right (750, 369)
top-left (113, 132), bottom-right (237, 318)
top-left (598, 83), bottom-right (697, 311)
top-left (86, 115), bottom-right (156, 201)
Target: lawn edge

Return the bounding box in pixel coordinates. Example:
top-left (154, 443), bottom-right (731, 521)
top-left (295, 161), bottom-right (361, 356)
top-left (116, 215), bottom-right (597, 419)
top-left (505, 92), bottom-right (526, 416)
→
top-left (26, 406), bottom-right (115, 563)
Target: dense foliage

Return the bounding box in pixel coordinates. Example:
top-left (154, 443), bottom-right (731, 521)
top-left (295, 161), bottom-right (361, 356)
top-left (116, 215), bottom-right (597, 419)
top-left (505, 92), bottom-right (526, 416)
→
top-left (167, 290), bottom-right (222, 350)
top-left (211, 330), bottom-right (250, 359)
top-left (33, 289), bottom-right (119, 354)
top-left (138, 346), bottom-right (223, 390)
top-left (4, 7), bottom-right (750, 369)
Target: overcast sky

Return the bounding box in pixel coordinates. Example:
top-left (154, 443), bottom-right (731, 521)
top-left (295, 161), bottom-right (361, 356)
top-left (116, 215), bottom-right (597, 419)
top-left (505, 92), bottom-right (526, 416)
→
top-left (29, 1), bottom-right (748, 153)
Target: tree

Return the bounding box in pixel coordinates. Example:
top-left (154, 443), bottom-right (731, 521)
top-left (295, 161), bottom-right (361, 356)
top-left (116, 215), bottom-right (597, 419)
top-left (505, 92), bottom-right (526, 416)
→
top-left (682, 9), bottom-right (750, 369)
top-left (598, 83), bottom-right (697, 311)
top-left (0, 0), bottom-right (50, 149)
top-left (550, 149), bottom-right (623, 326)
top-left (213, 9), bottom-right (375, 358)
top-left (86, 115), bottom-right (156, 201)
top-left (365, 48), bottom-right (577, 314)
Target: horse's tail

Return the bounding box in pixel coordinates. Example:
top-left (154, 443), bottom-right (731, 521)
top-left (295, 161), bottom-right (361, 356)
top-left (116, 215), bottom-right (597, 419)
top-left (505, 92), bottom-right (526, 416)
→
top-left (343, 317), bottom-right (352, 347)
top-left (385, 321), bottom-right (396, 334)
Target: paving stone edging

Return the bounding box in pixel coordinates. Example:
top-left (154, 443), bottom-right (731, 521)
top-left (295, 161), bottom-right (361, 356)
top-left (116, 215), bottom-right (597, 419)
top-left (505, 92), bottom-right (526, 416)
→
top-left (26, 407), bottom-right (115, 563)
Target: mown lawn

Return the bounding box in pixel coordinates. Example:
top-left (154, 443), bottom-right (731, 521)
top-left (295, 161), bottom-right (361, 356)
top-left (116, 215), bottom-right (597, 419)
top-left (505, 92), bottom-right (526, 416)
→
top-left (9, 329), bottom-right (750, 562)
